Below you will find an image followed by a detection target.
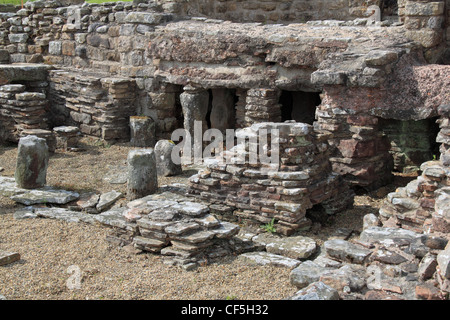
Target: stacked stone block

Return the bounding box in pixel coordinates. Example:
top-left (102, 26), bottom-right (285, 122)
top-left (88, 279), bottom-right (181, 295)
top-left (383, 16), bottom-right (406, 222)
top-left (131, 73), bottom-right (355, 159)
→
top-left (314, 103), bottom-right (393, 190)
top-left (189, 122), bottom-right (354, 235)
top-left (125, 194), bottom-right (240, 269)
top-left (48, 69), bottom-right (136, 141)
top-left (404, 0), bottom-right (446, 59)
top-left (0, 84), bottom-right (49, 142)
top-left (244, 89), bottom-right (282, 127)
top-left (380, 160), bottom-right (450, 233)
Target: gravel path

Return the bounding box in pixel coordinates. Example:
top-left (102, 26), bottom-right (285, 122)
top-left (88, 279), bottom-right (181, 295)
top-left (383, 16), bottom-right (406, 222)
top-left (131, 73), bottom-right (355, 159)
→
top-left (0, 138), bottom-right (414, 300)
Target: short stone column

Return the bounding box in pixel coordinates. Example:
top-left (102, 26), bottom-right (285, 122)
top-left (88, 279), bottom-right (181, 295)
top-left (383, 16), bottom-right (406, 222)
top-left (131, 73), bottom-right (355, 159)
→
top-left (130, 116), bottom-right (156, 148)
top-left (180, 85), bottom-right (209, 137)
top-left (127, 149), bottom-right (158, 200)
top-left (53, 126), bottom-right (80, 151)
top-left (155, 140), bottom-right (182, 177)
top-left (15, 135), bottom-right (49, 189)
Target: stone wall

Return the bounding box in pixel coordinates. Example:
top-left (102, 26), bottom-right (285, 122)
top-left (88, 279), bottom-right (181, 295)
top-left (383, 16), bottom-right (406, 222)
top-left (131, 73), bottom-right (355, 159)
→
top-left (188, 122), bottom-right (355, 235)
top-left (162, 0), bottom-right (384, 24)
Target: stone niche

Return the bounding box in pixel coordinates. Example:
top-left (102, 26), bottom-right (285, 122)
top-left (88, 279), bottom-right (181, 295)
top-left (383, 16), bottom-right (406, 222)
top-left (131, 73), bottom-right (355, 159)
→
top-left (379, 117), bottom-right (441, 173)
top-left (279, 90), bottom-right (322, 125)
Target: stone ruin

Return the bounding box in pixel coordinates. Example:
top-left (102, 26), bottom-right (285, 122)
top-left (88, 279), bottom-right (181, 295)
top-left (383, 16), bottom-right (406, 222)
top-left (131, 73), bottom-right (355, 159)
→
top-left (0, 0), bottom-right (449, 299)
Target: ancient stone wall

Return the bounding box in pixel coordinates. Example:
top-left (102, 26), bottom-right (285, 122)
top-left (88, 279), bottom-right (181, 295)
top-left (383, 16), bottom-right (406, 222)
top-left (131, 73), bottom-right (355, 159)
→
top-left (188, 122), bottom-right (355, 235)
top-left (160, 0), bottom-right (384, 24)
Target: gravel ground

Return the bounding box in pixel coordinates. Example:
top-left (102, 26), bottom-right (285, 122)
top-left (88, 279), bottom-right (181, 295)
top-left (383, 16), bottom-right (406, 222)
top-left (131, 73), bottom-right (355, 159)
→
top-left (0, 137), bottom-right (416, 300)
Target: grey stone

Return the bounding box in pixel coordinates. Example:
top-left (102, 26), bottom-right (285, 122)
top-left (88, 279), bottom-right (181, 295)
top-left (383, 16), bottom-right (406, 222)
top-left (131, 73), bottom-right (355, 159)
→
top-left (8, 33), bottom-right (28, 43)
top-left (155, 140), bottom-right (182, 177)
top-left (288, 281), bottom-right (340, 300)
top-left (96, 190), bottom-right (123, 212)
top-left (127, 149), bottom-right (158, 200)
top-left (124, 12), bottom-right (172, 25)
top-left (360, 226), bottom-right (422, 247)
top-left (239, 252), bottom-right (301, 269)
top-left (211, 221), bottom-right (240, 239)
top-left (319, 264), bottom-right (366, 292)
top-left (130, 116), bottom-right (155, 148)
top-left (252, 234), bottom-right (317, 260)
top-left (363, 214), bottom-right (381, 229)
top-left (48, 41), bottom-right (62, 55)
top-left (0, 63), bottom-right (51, 83)
top-left (437, 247), bottom-right (450, 279)
top-left (15, 135), bottom-right (49, 189)
top-left (418, 253), bottom-right (438, 280)
top-left (11, 188), bottom-right (79, 205)
top-left (290, 261), bottom-right (331, 289)
top-left (324, 239), bottom-right (372, 264)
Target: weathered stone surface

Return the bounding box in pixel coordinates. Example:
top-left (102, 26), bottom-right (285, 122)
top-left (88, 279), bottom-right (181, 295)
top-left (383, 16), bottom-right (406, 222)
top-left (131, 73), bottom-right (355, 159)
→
top-left (11, 188), bottom-right (79, 205)
top-left (96, 190), bottom-right (123, 212)
top-left (0, 63), bottom-right (51, 83)
top-left (155, 140), bottom-right (182, 177)
top-left (127, 149), bottom-right (158, 200)
top-left (290, 261), bottom-right (331, 289)
top-left (360, 227), bottom-right (422, 246)
top-left (239, 252), bottom-right (301, 269)
top-left (324, 239), bottom-right (372, 264)
top-left (15, 135), bottom-right (49, 189)
top-left (319, 264), bottom-right (366, 292)
top-left (252, 234), bottom-right (317, 260)
top-left (130, 116), bottom-right (155, 148)
top-left (418, 253), bottom-right (438, 280)
top-left (288, 281), bottom-right (340, 300)
top-left (437, 247), bottom-right (450, 279)
top-left (0, 251), bottom-right (20, 266)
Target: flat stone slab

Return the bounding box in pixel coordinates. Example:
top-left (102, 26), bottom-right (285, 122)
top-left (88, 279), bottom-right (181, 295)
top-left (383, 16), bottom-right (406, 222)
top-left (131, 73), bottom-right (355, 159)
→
top-left (10, 188), bottom-right (80, 205)
top-left (0, 251), bottom-right (21, 266)
top-left (96, 190), bottom-right (123, 212)
top-left (324, 239), bottom-right (372, 265)
top-left (239, 252), bottom-right (301, 269)
top-left (0, 176), bottom-right (79, 205)
top-left (253, 234), bottom-right (317, 260)
top-left (288, 281), bottom-right (340, 300)
top-left (0, 63), bottom-right (52, 83)
top-left (290, 261), bottom-right (332, 289)
top-left (360, 226), bottom-right (423, 246)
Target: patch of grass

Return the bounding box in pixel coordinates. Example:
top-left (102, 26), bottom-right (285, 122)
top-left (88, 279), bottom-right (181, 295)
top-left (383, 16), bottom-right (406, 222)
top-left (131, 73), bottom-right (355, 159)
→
top-left (260, 218), bottom-right (277, 234)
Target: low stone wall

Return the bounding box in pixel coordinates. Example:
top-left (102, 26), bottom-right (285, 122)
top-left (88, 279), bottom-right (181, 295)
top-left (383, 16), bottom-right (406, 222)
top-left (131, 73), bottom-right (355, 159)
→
top-left (164, 0), bottom-right (384, 24)
top-left (48, 69), bottom-right (136, 141)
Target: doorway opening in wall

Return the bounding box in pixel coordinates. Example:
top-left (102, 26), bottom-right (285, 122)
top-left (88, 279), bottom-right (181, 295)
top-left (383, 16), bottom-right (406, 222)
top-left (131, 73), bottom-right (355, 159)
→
top-left (381, 0), bottom-right (398, 22)
top-left (378, 117), bottom-right (441, 174)
top-left (279, 90), bottom-right (321, 124)
top-left (205, 88), bottom-right (238, 131)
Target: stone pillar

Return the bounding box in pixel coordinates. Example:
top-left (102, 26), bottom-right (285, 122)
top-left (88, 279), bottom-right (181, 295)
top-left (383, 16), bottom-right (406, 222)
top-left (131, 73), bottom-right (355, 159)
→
top-left (244, 88), bottom-right (282, 126)
top-left (180, 86), bottom-right (210, 161)
top-left (180, 85), bottom-right (209, 137)
top-left (15, 135), bottom-right (49, 189)
top-left (130, 116), bottom-right (156, 148)
top-left (210, 88), bottom-right (236, 133)
top-left (127, 149), bottom-right (158, 200)
top-left (154, 140), bottom-right (183, 177)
